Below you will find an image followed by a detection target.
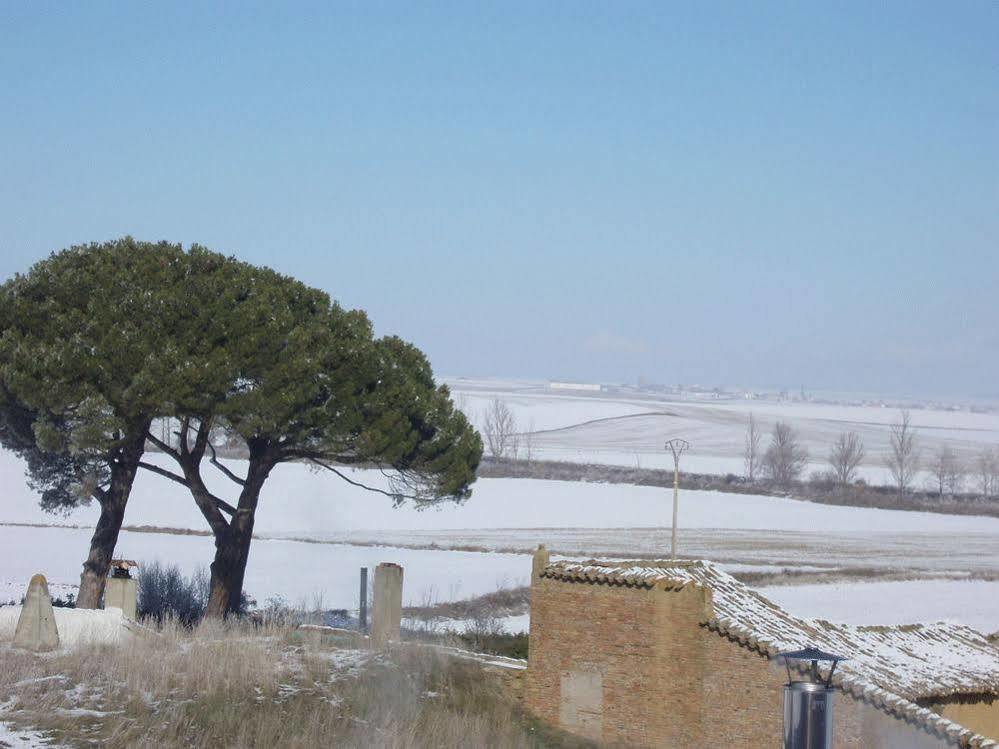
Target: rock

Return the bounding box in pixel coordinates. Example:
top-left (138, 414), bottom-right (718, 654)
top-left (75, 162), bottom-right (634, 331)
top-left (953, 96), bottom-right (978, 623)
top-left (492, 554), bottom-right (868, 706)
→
top-left (13, 574), bottom-right (60, 651)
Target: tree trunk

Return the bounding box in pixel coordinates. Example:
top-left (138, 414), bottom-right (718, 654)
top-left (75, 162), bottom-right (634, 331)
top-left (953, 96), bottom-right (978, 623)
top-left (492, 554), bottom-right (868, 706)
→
top-left (77, 432), bottom-right (147, 608)
top-left (205, 518), bottom-right (254, 618)
top-left (204, 449), bottom-right (273, 619)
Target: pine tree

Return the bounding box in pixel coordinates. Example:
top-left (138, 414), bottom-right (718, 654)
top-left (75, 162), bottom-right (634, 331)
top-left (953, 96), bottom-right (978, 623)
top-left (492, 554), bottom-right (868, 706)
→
top-left (0, 238), bottom-right (193, 606)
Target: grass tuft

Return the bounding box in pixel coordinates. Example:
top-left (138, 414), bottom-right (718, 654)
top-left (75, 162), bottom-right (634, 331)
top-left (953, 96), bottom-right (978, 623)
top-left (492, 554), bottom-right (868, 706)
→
top-left (0, 619), bottom-right (579, 748)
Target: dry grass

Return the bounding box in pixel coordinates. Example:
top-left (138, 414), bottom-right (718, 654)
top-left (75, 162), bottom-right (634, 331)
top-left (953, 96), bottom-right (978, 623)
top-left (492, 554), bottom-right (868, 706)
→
top-left (732, 567), bottom-right (999, 587)
top-left (0, 620), bottom-right (566, 749)
top-left (403, 586), bottom-right (530, 621)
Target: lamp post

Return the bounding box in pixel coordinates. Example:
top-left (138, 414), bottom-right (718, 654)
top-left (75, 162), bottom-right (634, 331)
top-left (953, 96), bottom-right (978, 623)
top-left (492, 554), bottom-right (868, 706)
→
top-left (664, 438), bottom-right (690, 559)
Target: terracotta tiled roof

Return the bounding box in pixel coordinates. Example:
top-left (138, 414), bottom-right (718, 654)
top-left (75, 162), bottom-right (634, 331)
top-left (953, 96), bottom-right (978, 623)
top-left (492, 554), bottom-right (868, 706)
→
top-left (540, 559), bottom-right (999, 749)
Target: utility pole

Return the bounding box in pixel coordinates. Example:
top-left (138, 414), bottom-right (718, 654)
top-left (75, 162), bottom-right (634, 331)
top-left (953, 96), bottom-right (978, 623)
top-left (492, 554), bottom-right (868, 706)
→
top-left (664, 438), bottom-right (690, 560)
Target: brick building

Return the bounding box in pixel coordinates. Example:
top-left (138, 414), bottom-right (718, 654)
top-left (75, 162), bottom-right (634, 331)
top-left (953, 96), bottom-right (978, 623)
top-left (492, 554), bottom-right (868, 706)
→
top-left (526, 554), bottom-right (999, 748)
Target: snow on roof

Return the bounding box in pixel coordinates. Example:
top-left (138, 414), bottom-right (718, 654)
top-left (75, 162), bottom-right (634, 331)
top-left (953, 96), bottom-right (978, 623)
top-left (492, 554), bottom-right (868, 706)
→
top-left (541, 559), bottom-right (999, 749)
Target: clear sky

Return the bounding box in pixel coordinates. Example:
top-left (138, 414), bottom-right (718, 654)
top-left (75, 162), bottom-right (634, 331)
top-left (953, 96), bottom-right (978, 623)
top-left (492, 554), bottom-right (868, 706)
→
top-left (1, 3), bottom-right (996, 398)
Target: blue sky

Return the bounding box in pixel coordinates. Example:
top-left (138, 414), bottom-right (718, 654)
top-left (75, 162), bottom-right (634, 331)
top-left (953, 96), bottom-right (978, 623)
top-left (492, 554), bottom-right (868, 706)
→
top-left (1, 2), bottom-right (996, 398)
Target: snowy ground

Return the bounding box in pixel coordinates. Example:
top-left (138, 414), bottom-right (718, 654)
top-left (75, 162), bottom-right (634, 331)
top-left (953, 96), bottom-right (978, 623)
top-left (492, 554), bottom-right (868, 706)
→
top-left (3, 382), bottom-right (999, 635)
top-left (0, 606), bottom-right (132, 647)
top-left (760, 580), bottom-right (999, 634)
top-left (423, 580), bottom-right (999, 636)
top-left (0, 721), bottom-right (66, 748)
top-left (450, 379), bottom-right (999, 483)
top-left (5, 451), bottom-right (997, 536)
top-left (0, 525), bottom-right (529, 611)
top-left (403, 613), bottom-right (532, 636)
top-left (273, 528), bottom-right (999, 575)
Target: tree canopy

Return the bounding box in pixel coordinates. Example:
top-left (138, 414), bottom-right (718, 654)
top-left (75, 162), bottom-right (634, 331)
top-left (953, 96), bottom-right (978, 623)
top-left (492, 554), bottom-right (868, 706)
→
top-left (0, 239), bottom-right (197, 605)
top-left (1, 238), bottom-right (482, 617)
top-left (140, 258), bottom-right (481, 616)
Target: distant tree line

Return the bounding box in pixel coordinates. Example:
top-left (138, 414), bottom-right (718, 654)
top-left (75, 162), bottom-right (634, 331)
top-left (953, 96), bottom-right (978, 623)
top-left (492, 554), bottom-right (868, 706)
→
top-left (477, 394), bottom-right (998, 504)
top-left (742, 409), bottom-right (999, 500)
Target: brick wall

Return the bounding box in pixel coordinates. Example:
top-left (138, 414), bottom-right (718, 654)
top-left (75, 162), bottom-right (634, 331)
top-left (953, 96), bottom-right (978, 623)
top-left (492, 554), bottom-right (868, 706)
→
top-left (526, 577), bottom-right (666, 745)
top-left (699, 627), bottom-right (782, 746)
top-left (526, 575), bottom-right (958, 749)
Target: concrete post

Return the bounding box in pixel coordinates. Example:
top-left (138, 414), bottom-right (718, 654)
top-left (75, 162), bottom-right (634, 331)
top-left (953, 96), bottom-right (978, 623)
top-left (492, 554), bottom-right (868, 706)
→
top-left (359, 567), bottom-right (368, 632)
top-left (532, 544), bottom-right (550, 586)
top-left (105, 576), bottom-right (138, 620)
top-left (14, 574), bottom-right (60, 651)
top-left (370, 562), bottom-right (403, 647)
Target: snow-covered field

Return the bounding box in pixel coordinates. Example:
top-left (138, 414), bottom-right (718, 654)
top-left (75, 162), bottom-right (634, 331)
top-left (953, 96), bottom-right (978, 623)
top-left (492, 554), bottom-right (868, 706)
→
top-left (280, 528), bottom-right (999, 576)
top-left (3, 379), bottom-right (999, 634)
top-left (451, 379), bottom-right (999, 483)
top-left (761, 580), bottom-right (999, 635)
top-left (423, 579), bottom-right (999, 637)
top-left (0, 525), bottom-right (529, 611)
top-left (403, 613), bottom-right (532, 636)
top-left (4, 451), bottom-right (996, 536)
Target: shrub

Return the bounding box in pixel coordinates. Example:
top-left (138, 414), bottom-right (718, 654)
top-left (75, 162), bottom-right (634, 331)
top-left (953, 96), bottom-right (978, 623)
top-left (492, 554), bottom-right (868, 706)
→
top-left (458, 632), bottom-right (529, 660)
top-left (137, 561), bottom-right (208, 626)
top-left (808, 470), bottom-right (837, 490)
top-left (137, 562), bottom-right (256, 624)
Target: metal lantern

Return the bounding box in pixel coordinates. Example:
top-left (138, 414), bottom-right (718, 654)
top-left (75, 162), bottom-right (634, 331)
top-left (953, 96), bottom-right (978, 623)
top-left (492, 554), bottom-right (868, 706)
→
top-left (779, 647), bottom-right (847, 749)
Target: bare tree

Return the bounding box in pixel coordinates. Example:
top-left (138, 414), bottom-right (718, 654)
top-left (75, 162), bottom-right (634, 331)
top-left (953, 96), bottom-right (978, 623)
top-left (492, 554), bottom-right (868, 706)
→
top-left (762, 421), bottom-right (809, 488)
top-left (482, 398), bottom-right (517, 459)
top-left (744, 413), bottom-right (762, 481)
top-left (928, 444), bottom-right (963, 497)
top-left (885, 410), bottom-right (921, 495)
top-left (828, 432), bottom-right (865, 486)
top-left (976, 447), bottom-right (999, 500)
top-left (946, 456), bottom-right (966, 497)
top-left (522, 418), bottom-right (536, 464)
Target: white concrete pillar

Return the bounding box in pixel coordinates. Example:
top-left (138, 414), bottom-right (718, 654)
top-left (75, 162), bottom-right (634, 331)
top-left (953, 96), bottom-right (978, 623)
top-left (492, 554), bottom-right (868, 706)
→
top-left (532, 543), bottom-right (550, 586)
top-left (105, 576), bottom-right (138, 620)
top-left (370, 562), bottom-right (403, 647)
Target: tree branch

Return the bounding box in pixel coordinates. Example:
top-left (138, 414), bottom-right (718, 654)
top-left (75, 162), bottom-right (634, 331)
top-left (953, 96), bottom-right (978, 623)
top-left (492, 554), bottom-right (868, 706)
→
top-left (211, 495), bottom-right (237, 517)
top-left (191, 418), bottom-right (211, 461)
top-left (90, 484), bottom-right (108, 503)
top-left (138, 460), bottom-right (190, 488)
top-left (146, 431), bottom-right (179, 458)
top-left (138, 460), bottom-right (236, 518)
top-left (309, 458), bottom-right (418, 504)
top-left (207, 442), bottom-right (246, 487)
top-left (284, 448), bottom-right (366, 465)
top-left (178, 416), bottom-right (191, 456)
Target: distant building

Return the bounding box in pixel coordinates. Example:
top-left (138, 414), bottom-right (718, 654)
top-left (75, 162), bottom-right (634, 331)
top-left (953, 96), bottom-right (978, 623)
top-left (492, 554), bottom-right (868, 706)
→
top-left (549, 382), bottom-right (602, 393)
top-left (526, 556), bottom-right (999, 748)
